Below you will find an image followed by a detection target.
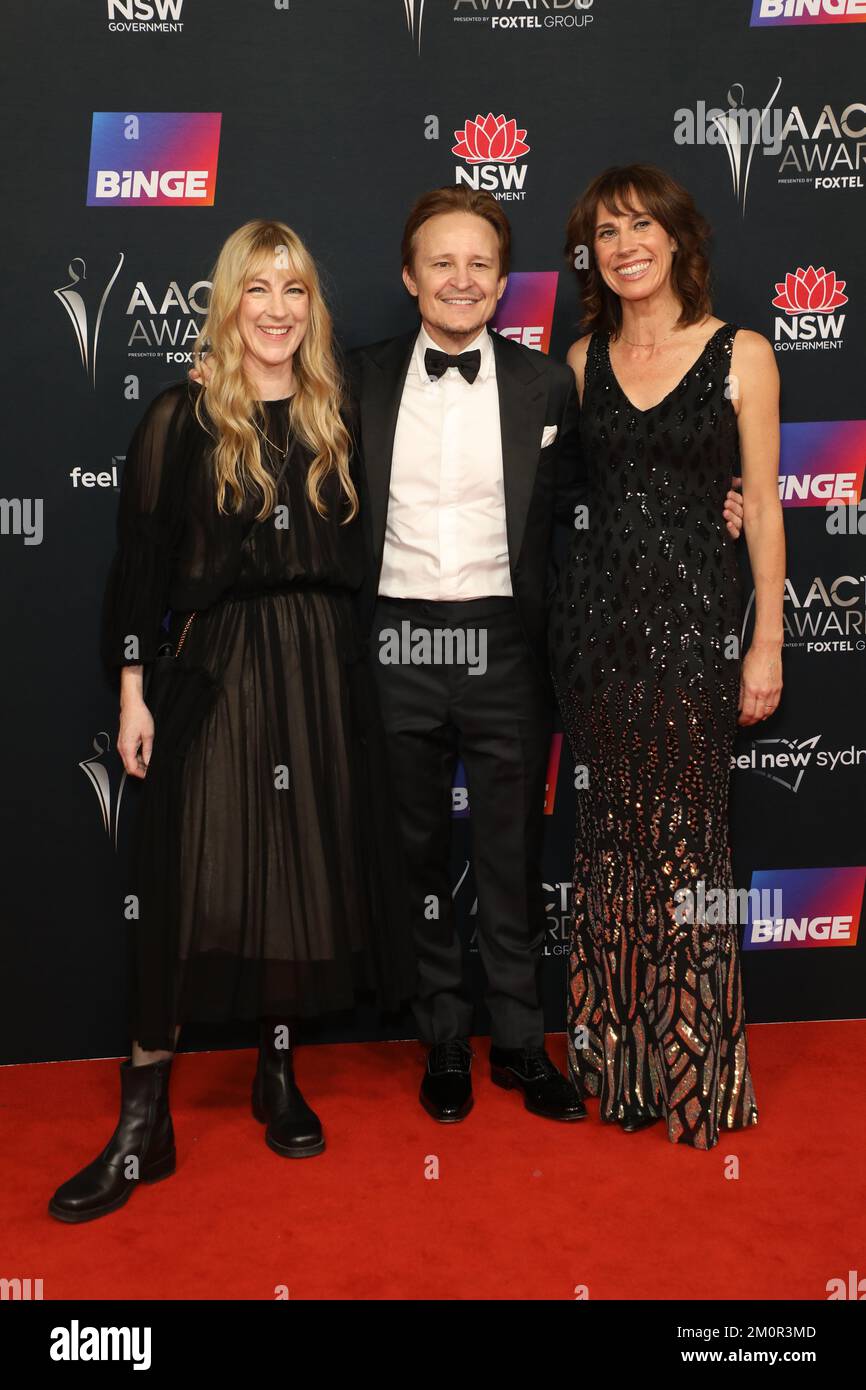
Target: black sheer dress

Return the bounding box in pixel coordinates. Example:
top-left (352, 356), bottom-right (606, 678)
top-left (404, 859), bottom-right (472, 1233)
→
top-left (549, 325), bottom-right (759, 1149)
top-left (101, 381), bottom-right (415, 1051)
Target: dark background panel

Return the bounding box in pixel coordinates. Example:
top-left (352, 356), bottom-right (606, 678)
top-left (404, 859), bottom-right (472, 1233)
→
top-left (0, 0), bottom-right (863, 1063)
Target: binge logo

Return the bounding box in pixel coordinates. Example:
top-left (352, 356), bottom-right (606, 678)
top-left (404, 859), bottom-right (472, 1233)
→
top-left (751, 0), bottom-right (866, 24)
top-left (744, 866), bottom-right (865, 949)
top-left (779, 421), bottom-right (866, 506)
top-left (543, 733), bottom-right (563, 815)
top-left (87, 112), bottom-right (221, 207)
top-left (491, 272), bottom-right (559, 353)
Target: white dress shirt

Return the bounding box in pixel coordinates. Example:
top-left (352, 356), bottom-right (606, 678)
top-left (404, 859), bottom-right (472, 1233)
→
top-left (378, 324), bottom-right (512, 601)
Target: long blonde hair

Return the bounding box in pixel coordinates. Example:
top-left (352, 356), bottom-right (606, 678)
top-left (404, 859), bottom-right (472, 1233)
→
top-left (192, 220), bottom-right (356, 522)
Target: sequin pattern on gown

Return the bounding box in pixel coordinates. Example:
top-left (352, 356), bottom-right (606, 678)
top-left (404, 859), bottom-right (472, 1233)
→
top-left (549, 324), bottom-right (759, 1149)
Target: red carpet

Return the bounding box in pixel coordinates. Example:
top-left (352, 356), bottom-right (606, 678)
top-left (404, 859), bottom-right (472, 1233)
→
top-left (3, 1023), bottom-right (864, 1301)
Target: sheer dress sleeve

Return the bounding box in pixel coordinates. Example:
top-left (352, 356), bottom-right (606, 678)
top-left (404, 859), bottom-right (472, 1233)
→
top-left (100, 384), bottom-right (190, 674)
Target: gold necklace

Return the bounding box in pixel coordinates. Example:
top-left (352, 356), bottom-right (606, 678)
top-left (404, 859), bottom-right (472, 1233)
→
top-left (253, 409), bottom-right (291, 459)
top-left (617, 326), bottom-right (680, 348)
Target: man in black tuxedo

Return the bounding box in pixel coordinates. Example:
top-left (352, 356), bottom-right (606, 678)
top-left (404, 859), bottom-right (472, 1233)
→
top-left (348, 187), bottom-right (586, 1123)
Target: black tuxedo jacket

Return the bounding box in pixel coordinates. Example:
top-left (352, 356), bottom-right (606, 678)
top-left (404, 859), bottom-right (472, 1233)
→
top-left (345, 326), bottom-right (585, 680)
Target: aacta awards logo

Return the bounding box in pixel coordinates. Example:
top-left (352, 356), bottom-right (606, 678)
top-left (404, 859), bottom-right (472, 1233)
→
top-left (452, 113), bottom-right (530, 200)
top-left (126, 272), bottom-right (211, 365)
top-left (79, 733), bottom-right (129, 848)
top-left (54, 253), bottom-right (125, 389)
top-left (673, 77), bottom-right (865, 209)
top-left (448, 0), bottom-right (595, 34)
top-left (404, 2), bottom-right (595, 49)
top-left (742, 571), bottom-right (866, 654)
top-left (772, 264), bottom-right (848, 351)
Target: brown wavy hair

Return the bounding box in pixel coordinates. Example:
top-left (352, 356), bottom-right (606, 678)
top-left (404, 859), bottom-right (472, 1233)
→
top-left (401, 185), bottom-right (511, 275)
top-left (563, 164), bottom-right (713, 335)
top-left (191, 219), bottom-right (356, 523)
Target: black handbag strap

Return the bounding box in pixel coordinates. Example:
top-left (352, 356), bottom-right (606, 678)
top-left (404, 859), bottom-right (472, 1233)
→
top-left (241, 430), bottom-right (299, 545)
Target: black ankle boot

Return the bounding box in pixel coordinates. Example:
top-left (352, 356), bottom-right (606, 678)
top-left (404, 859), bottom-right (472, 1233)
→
top-left (49, 1057), bottom-right (175, 1224)
top-left (252, 1020), bottom-right (325, 1158)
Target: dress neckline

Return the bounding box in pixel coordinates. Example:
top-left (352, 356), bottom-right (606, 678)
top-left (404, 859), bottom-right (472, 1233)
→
top-left (604, 324), bottom-right (730, 416)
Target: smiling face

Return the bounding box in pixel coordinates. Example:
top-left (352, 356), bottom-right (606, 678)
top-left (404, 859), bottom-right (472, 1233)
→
top-left (593, 193), bottom-right (678, 306)
top-left (236, 257), bottom-right (310, 381)
top-left (402, 211), bottom-right (507, 351)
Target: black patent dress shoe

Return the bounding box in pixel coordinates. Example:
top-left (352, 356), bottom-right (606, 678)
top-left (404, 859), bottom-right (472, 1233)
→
top-left (619, 1109), bottom-right (663, 1134)
top-left (253, 1021), bottom-right (325, 1158)
top-left (49, 1058), bottom-right (176, 1224)
top-left (490, 1045), bottom-right (587, 1120)
top-left (420, 1039), bottom-right (473, 1122)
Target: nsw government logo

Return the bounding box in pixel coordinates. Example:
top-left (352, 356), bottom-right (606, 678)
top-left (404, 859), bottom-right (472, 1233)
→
top-left (772, 264), bottom-right (848, 351)
top-left (106, 0), bottom-right (186, 32)
top-left (452, 113), bottom-right (530, 201)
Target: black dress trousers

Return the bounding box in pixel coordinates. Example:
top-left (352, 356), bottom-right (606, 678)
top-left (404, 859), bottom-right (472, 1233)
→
top-left (372, 595), bottom-right (553, 1049)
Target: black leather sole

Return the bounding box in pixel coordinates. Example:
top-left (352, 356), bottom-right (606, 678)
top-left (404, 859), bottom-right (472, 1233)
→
top-left (47, 1150), bottom-right (176, 1225)
top-left (490, 1066), bottom-right (587, 1121)
top-left (419, 1087), bottom-right (473, 1123)
top-left (252, 1098), bottom-right (326, 1158)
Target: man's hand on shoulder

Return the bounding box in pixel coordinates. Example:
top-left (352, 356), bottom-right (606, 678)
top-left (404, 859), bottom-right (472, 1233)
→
top-left (724, 476), bottom-right (744, 540)
top-left (188, 355), bottom-right (212, 386)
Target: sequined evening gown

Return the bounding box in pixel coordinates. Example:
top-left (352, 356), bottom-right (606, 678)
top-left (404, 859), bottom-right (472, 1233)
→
top-left (549, 324), bottom-right (759, 1149)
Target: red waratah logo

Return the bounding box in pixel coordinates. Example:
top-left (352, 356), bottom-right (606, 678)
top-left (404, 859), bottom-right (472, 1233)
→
top-left (452, 113), bottom-right (530, 164)
top-left (772, 266), bottom-right (849, 316)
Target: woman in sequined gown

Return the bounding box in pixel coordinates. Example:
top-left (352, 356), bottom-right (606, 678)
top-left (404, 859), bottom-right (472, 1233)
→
top-left (550, 166), bottom-right (785, 1148)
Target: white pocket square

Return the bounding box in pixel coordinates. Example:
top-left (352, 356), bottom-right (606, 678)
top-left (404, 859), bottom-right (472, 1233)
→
top-left (541, 424), bottom-right (558, 448)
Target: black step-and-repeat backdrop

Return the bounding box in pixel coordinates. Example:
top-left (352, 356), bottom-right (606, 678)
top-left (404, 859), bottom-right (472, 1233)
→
top-left (1, 1), bottom-right (864, 1064)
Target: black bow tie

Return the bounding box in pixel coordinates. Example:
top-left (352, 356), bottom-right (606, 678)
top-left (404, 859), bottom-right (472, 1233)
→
top-left (424, 347), bottom-right (482, 384)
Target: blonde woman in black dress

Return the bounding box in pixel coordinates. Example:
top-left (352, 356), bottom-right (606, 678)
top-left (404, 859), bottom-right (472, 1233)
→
top-left (550, 167), bottom-right (784, 1149)
top-left (50, 220), bottom-right (413, 1222)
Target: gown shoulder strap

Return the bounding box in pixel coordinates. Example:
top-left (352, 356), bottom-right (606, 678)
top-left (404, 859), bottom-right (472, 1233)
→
top-left (582, 330), bottom-right (606, 397)
top-left (716, 321), bottom-right (740, 362)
